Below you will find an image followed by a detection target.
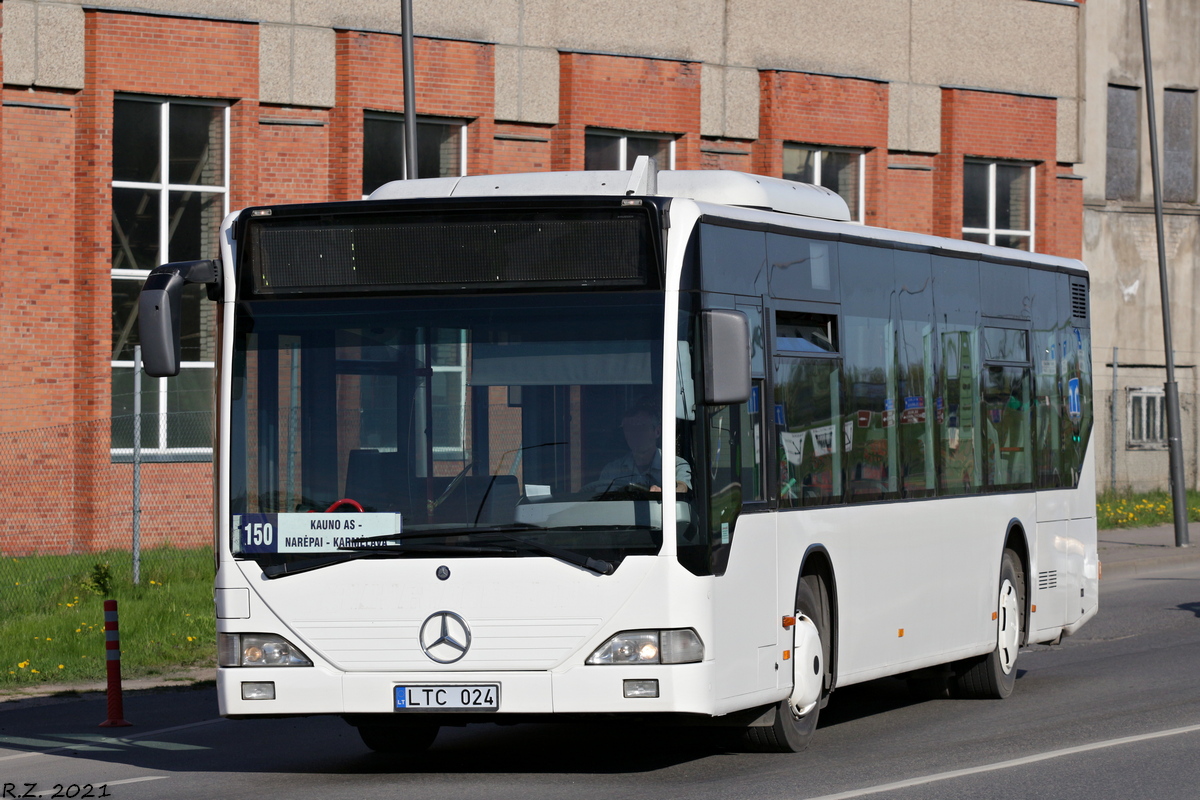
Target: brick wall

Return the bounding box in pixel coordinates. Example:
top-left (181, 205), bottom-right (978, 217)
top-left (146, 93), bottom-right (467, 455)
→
top-left (757, 71), bottom-right (890, 227)
top-left (935, 87), bottom-right (1077, 258)
top-left (885, 155), bottom-right (937, 236)
top-left (0, 92), bottom-right (78, 432)
top-left (331, 32), bottom-right (494, 199)
top-left (553, 52), bottom-right (702, 171)
top-left (493, 123), bottom-right (553, 175)
top-left (700, 139), bottom-right (755, 172)
top-left (258, 108), bottom-right (333, 205)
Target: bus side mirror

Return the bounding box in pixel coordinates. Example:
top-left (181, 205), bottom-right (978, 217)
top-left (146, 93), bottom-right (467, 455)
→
top-left (701, 309), bottom-right (751, 405)
top-left (138, 259), bottom-right (220, 378)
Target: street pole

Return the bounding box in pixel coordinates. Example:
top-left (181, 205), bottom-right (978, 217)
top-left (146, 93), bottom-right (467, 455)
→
top-left (1111, 347), bottom-right (1118, 495)
top-left (402, 0), bottom-right (418, 179)
top-left (1139, 0), bottom-right (1190, 547)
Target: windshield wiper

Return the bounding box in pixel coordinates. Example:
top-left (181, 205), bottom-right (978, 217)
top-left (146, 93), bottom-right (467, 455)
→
top-left (344, 523), bottom-right (543, 546)
top-left (260, 543), bottom-right (516, 579)
top-left (342, 525), bottom-right (614, 575)
top-left (493, 534), bottom-right (613, 575)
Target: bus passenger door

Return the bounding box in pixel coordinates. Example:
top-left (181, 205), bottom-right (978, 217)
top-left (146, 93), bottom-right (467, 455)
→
top-left (705, 302), bottom-right (780, 700)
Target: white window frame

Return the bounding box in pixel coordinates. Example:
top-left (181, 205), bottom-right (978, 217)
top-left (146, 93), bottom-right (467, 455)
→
top-left (962, 159), bottom-right (1036, 251)
top-left (431, 331), bottom-right (470, 461)
top-left (1127, 386), bottom-right (1167, 450)
top-left (111, 95), bottom-right (228, 461)
top-left (584, 129), bottom-right (677, 170)
top-left (782, 143), bottom-right (866, 224)
top-left (362, 112), bottom-right (468, 198)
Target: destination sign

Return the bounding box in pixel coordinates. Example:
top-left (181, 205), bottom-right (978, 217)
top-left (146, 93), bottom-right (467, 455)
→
top-left (233, 513), bottom-right (402, 554)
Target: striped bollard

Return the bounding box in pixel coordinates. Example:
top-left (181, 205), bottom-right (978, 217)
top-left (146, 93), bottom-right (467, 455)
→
top-left (98, 599), bottom-right (132, 727)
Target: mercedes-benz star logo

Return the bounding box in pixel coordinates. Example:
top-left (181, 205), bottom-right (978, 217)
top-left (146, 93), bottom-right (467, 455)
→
top-left (419, 610), bottom-right (471, 664)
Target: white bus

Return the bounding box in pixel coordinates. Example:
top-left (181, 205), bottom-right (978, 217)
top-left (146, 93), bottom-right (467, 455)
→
top-left (140, 159), bottom-right (1097, 753)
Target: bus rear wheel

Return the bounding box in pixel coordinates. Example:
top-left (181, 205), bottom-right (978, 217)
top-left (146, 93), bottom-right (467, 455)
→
top-left (356, 722), bottom-right (439, 754)
top-left (953, 548), bottom-right (1024, 700)
top-left (744, 574), bottom-right (830, 753)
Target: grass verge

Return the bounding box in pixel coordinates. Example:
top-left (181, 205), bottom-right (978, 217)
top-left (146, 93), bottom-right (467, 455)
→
top-left (1096, 489), bottom-right (1200, 530)
top-left (0, 548), bottom-right (214, 687)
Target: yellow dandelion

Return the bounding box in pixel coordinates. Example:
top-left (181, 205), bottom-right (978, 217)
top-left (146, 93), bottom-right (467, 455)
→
top-left (17, 661), bottom-right (29, 668)
top-left (31, 669), bottom-right (39, 674)
top-left (58, 665), bottom-right (64, 669)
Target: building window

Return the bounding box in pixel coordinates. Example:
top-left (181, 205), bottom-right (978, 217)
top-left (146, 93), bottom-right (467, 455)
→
top-left (962, 159), bottom-right (1034, 251)
top-left (1128, 387), bottom-right (1166, 449)
top-left (363, 113), bottom-right (466, 196)
top-left (1164, 89), bottom-right (1196, 203)
top-left (783, 144), bottom-right (865, 223)
top-left (584, 130), bottom-right (675, 170)
top-left (1106, 84), bottom-right (1140, 201)
top-left (111, 96), bottom-right (226, 461)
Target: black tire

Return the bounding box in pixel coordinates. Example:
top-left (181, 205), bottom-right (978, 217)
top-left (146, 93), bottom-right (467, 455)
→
top-left (953, 548), bottom-right (1024, 700)
top-left (357, 723), bottom-right (439, 754)
top-left (744, 574), bottom-right (830, 753)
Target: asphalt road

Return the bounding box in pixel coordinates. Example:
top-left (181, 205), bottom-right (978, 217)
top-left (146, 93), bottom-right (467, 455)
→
top-left (3, 561), bottom-right (1199, 800)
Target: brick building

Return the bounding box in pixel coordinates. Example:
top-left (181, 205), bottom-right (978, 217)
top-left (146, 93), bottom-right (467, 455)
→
top-left (0, 0), bottom-right (1085, 555)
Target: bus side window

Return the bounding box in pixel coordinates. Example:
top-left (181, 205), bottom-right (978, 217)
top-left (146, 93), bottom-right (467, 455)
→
top-left (736, 303), bottom-right (766, 504)
top-left (774, 310), bottom-right (843, 507)
top-left (932, 254), bottom-right (982, 495)
top-left (982, 327), bottom-right (1032, 489)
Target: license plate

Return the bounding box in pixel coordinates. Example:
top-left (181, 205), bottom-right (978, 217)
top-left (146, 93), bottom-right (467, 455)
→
top-left (394, 684), bottom-right (499, 711)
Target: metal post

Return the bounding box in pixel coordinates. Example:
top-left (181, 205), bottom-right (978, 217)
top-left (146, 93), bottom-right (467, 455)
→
top-left (402, 0), bottom-right (419, 179)
top-left (1139, 0), bottom-right (1190, 547)
top-left (1111, 347), bottom-right (1118, 495)
top-left (132, 345), bottom-right (143, 583)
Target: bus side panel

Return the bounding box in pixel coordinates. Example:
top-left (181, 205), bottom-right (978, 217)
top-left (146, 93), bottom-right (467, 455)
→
top-left (1066, 443), bottom-right (1099, 631)
top-left (819, 495), bottom-right (1029, 686)
top-left (1032, 518), bottom-right (1069, 635)
top-left (713, 512), bottom-right (783, 708)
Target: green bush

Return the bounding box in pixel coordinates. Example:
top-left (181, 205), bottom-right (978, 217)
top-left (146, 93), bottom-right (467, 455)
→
top-left (0, 548), bottom-right (215, 686)
top-left (1096, 489), bottom-right (1200, 530)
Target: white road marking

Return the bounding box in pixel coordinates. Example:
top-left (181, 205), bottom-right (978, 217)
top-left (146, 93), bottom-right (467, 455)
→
top-left (804, 722), bottom-right (1200, 800)
top-left (0, 718), bottom-right (226, 762)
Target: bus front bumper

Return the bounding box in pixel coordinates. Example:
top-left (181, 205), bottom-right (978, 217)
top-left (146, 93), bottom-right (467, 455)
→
top-left (217, 660), bottom-right (731, 718)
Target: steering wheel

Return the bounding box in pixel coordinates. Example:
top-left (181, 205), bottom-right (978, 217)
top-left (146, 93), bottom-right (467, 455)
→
top-left (324, 498), bottom-right (364, 512)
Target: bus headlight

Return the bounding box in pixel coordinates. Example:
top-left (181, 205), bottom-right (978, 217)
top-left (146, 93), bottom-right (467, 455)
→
top-left (218, 633), bottom-right (313, 667)
top-left (585, 629), bottom-right (704, 665)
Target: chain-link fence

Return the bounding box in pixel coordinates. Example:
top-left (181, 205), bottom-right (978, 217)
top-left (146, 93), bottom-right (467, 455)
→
top-left (0, 410), bottom-right (214, 614)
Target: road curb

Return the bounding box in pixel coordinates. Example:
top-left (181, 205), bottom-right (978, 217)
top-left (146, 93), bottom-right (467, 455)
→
top-left (0, 667), bottom-right (214, 708)
top-left (1099, 548), bottom-right (1200, 578)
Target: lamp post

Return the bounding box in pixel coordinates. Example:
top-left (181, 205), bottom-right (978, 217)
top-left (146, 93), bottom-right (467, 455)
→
top-left (1138, 0), bottom-right (1189, 547)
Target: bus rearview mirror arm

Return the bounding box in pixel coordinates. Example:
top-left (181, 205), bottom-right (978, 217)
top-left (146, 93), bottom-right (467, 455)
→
top-left (138, 259), bottom-right (221, 378)
top-left (701, 309), bottom-right (751, 406)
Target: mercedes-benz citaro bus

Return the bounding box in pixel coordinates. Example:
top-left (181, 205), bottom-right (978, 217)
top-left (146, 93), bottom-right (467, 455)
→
top-left (138, 158), bottom-right (1097, 754)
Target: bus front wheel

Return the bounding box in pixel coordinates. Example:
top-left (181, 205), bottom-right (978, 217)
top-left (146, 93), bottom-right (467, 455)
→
top-left (953, 548), bottom-right (1024, 700)
top-left (744, 573), bottom-right (830, 753)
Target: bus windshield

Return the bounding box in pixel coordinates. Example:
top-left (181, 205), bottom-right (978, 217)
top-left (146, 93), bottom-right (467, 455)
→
top-left (230, 291), bottom-right (679, 573)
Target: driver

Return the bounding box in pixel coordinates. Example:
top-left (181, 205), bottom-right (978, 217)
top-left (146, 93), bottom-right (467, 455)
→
top-left (597, 400), bottom-right (692, 494)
